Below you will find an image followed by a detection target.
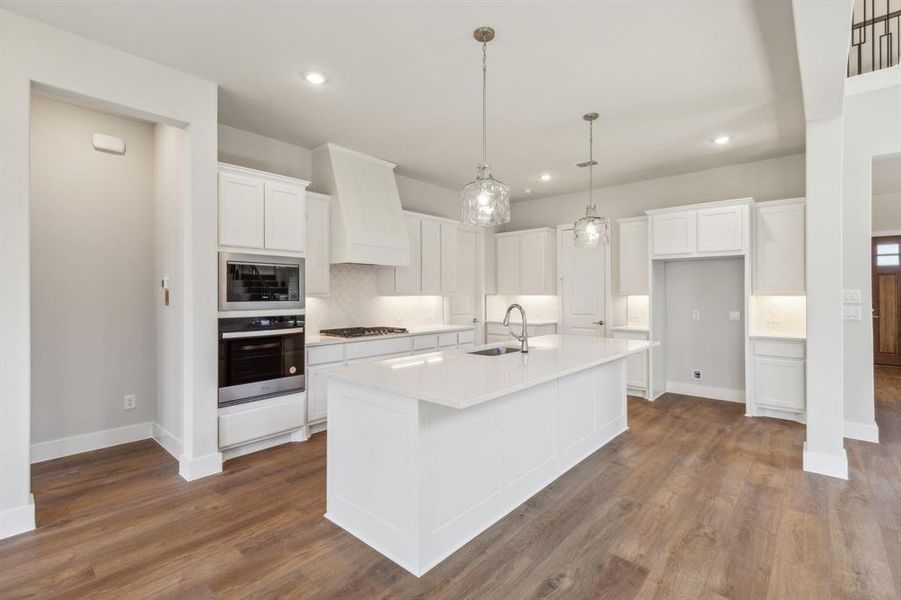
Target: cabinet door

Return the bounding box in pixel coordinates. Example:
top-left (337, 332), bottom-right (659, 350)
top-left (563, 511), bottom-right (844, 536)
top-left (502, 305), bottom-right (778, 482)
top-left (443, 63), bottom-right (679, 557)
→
top-left (651, 211), bottom-right (695, 257)
top-left (440, 221), bottom-right (458, 294)
top-left (420, 218), bottom-right (441, 294)
top-left (613, 331), bottom-right (648, 391)
top-left (219, 171), bottom-right (264, 248)
top-left (618, 219), bottom-right (649, 295)
top-left (394, 214), bottom-right (422, 294)
top-left (754, 202), bottom-right (805, 294)
top-left (307, 361), bottom-right (342, 423)
top-left (753, 356), bottom-right (805, 411)
top-left (305, 196), bottom-right (330, 296)
top-left (264, 181), bottom-right (305, 252)
top-left (519, 230), bottom-right (549, 294)
top-left (697, 205), bottom-right (744, 254)
top-left (496, 235), bottom-right (520, 294)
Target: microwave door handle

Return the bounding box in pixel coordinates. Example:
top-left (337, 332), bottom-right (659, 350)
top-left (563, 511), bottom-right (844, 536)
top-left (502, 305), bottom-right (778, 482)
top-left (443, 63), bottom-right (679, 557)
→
top-left (221, 327), bottom-right (304, 339)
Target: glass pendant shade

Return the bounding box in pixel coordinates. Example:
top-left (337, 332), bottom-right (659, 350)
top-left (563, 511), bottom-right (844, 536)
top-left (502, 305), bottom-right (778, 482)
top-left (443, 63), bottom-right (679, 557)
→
top-left (573, 205), bottom-right (609, 247)
top-left (462, 165), bottom-right (510, 226)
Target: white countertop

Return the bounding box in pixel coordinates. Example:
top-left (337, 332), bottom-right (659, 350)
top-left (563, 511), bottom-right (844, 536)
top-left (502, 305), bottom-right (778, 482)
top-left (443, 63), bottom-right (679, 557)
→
top-left (306, 324), bottom-right (473, 347)
top-left (318, 334), bottom-right (655, 409)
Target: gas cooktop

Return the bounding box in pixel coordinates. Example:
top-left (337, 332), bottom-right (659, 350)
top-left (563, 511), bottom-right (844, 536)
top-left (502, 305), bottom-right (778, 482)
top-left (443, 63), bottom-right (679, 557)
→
top-left (319, 326), bottom-right (409, 339)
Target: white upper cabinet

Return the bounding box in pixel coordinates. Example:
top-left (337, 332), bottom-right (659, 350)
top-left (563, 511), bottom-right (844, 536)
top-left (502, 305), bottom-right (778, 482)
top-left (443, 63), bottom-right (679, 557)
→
top-left (618, 217), bottom-right (649, 295)
top-left (378, 212), bottom-right (458, 295)
top-left (305, 192), bottom-right (330, 297)
top-left (650, 210), bottom-right (696, 258)
top-left (495, 228), bottom-right (556, 295)
top-left (218, 163), bottom-right (309, 253)
top-left (753, 198), bottom-right (805, 294)
top-left (696, 204), bottom-right (745, 254)
top-left (264, 181), bottom-right (306, 252)
top-left (219, 170), bottom-right (265, 249)
top-left (647, 199), bottom-right (751, 259)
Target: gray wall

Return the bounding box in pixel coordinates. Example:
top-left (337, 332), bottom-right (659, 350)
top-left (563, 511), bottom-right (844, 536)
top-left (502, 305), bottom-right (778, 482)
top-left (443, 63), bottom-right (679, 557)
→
top-left (30, 94), bottom-right (157, 443)
top-left (873, 192), bottom-right (901, 232)
top-left (664, 259), bottom-right (746, 393)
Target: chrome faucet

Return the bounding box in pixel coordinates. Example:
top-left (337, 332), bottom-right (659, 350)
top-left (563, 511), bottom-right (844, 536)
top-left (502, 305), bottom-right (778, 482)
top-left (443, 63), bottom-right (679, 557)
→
top-left (503, 303), bottom-right (529, 353)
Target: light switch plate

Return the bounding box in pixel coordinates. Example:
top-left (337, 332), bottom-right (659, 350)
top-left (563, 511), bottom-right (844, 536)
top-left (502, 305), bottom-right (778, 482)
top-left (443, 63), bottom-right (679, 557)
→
top-left (691, 309), bottom-right (701, 320)
top-left (843, 289), bottom-right (862, 304)
top-left (843, 305), bottom-right (862, 320)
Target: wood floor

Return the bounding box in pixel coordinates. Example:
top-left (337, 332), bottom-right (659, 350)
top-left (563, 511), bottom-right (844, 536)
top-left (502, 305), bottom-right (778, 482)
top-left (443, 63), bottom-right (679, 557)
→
top-left (4, 370), bottom-right (901, 599)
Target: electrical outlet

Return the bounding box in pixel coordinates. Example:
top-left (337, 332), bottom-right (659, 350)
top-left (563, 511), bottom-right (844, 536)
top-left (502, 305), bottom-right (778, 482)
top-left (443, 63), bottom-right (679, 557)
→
top-left (124, 394), bottom-right (136, 411)
top-left (843, 289), bottom-right (861, 304)
top-left (691, 309), bottom-right (701, 320)
top-left (692, 369), bottom-right (703, 380)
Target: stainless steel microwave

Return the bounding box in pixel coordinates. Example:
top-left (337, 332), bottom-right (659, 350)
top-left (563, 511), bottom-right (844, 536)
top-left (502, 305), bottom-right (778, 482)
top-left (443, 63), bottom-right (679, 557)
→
top-left (218, 252), bottom-right (305, 311)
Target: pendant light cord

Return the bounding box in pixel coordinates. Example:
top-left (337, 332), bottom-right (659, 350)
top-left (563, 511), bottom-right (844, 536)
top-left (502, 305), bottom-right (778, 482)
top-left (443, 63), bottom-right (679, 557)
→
top-left (481, 41), bottom-right (488, 169)
top-left (588, 118), bottom-right (594, 210)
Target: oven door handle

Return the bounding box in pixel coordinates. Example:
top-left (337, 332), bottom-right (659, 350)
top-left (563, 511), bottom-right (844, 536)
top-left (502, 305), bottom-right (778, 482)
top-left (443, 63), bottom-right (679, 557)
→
top-left (221, 327), bottom-right (304, 339)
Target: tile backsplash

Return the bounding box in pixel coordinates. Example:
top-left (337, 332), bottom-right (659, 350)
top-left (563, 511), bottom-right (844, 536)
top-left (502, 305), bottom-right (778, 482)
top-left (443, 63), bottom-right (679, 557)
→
top-left (305, 264), bottom-right (444, 332)
top-left (749, 295), bottom-right (807, 337)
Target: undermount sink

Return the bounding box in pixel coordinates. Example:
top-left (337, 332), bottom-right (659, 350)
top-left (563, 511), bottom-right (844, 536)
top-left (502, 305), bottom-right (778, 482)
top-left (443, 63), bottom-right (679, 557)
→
top-left (468, 346), bottom-right (522, 357)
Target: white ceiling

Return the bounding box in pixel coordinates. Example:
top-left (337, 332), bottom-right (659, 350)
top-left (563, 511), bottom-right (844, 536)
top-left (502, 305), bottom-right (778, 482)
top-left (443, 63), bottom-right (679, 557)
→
top-left (2, 0), bottom-right (806, 200)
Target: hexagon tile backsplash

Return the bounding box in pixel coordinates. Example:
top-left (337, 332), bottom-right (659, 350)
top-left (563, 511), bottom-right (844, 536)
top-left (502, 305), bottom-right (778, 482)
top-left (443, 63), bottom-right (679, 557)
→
top-left (305, 264), bottom-right (444, 333)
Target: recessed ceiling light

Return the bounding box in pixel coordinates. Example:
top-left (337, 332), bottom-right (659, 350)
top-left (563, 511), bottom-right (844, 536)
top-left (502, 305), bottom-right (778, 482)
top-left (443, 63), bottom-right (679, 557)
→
top-left (539, 174), bottom-right (552, 182)
top-left (523, 188), bottom-right (533, 194)
top-left (713, 135), bottom-right (731, 145)
top-left (303, 70), bottom-right (329, 85)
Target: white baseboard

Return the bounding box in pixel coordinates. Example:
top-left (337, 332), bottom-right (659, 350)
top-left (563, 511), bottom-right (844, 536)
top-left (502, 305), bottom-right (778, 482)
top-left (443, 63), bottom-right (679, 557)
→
top-left (179, 451), bottom-right (223, 481)
top-left (0, 494), bottom-right (35, 540)
top-left (665, 381), bottom-right (745, 403)
top-left (802, 442), bottom-right (849, 480)
top-left (755, 406), bottom-right (806, 424)
top-left (30, 422), bottom-right (153, 463)
top-left (152, 422), bottom-right (183, 460)
top-left (844, 420), bottom-right (880, 443)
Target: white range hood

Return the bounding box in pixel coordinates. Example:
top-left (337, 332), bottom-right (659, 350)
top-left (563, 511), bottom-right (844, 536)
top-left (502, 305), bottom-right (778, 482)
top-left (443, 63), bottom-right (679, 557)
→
top-left (312, 143), bottom-right (410, 267)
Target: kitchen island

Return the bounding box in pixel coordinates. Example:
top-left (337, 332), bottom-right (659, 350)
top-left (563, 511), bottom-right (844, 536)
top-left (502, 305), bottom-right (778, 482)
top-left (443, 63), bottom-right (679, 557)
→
top-left (319, 334), bottom-right (654, 576)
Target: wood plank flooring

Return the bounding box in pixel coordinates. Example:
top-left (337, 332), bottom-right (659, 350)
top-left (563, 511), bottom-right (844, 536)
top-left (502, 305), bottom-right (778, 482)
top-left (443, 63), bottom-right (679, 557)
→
top-left (3, 368), bottom-right (901, 599)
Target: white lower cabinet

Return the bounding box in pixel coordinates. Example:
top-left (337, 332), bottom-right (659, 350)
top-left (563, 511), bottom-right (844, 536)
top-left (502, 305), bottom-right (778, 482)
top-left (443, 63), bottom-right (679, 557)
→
top-left (218, 392), bottom-right (306, 449)
top-left (751, 339), bottom-right (805, 413)
top-left (612, 330), bottom-right (649, 396)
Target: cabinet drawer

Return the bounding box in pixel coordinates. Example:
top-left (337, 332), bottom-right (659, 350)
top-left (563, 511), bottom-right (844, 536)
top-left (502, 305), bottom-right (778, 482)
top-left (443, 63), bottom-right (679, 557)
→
top-left (753, 339), bottom-right (805, 359)
top-left (438, 332), bottom-right (458, 347)
top-left (345, 336), bottom-right (413, 360)
top-left (413, 334), bottom-right (438, 350)
top-left (219, 393), bottom-right (305, 449)
top-left (458, 329), bottom-right (475, 345)
top-left (308, 344), bottom-right (346, 366)
top-left (347, 351), bottom-right (411, 365)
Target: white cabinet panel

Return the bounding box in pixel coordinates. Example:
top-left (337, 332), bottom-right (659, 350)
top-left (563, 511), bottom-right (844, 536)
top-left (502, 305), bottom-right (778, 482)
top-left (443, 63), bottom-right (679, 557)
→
top-left (753, 356), bottom-right (805, 412)
top-left (612, 330), bottom-right (648, 393)
top-left (440, 222), bottom-right (458, 294)
top-left (219, 393), bottom-right (305, 449)
top-left (413, 334), bottom-right (438, 351)
top-left (264, 181), bottom-right (305, 252)
top-left (754, 200), bottom-right (805, 294)
top-left (496, 235), bottom-right (520, 294)
top-left (308, 343), bottom-right (345, 366)
top-left (697, 205), bottom-right (744, 254)
top-left (650, 211), bottom-right (695, 257)
top-left (345, 336), bottom-right (414, 361)
top-left (308, 362), bottom-right (341, 423)
top-left (420, 218), bottom-right (442, 294)
top-left (618, 218), bottom-right (648, 295)
top-left (394, 214), bottom-right (422, 294)
top-left (305, 194), bottom-right (330, 296)
top-left (219, 171), bottom-right (264, 248)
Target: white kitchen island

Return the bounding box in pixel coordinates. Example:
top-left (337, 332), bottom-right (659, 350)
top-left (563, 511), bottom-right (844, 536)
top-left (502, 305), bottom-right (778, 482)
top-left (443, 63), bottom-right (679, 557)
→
top-left (319, 334), bottom-right (654, 576)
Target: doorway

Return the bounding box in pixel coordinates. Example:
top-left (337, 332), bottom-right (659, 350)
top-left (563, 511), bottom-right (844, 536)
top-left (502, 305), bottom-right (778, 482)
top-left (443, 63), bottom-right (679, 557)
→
top-left (557, 225), bottom-right (609, 336)
top-left (873, 235), bottom-right (901, 366)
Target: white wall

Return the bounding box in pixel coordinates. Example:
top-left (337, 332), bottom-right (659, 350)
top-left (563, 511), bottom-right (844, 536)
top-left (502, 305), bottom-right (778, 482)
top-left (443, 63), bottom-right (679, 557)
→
top-left (0, 10), bottom-right (220, 538)
top-left (663, 259), bottom-right (746, 395)
top-left (218, 123), bottom-right (312, 181)
top-left (873, 192), bottom-right (901, 233)
top-left (842, 74), bottom-right (901, 438)
top-left (30, 94), bottom-right (157, 444)
top-left (153, 123), bottom-right (188, 455)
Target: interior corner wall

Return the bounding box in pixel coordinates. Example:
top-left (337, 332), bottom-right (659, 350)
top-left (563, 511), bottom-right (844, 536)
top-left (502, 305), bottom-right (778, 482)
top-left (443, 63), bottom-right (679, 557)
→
top-left (153, 123), bottom-right (188, 453)
top-left (842, 78), bottom-right (901, 434)
top-left (873, 193), bottom-right (901, 232)
top-left (0, 9), bottom-right (220, 537)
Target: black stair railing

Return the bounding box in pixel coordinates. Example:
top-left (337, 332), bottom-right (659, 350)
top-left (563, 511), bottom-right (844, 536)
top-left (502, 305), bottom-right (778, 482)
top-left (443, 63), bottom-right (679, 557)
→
top-left (848, 0), bottom-right (900, 76)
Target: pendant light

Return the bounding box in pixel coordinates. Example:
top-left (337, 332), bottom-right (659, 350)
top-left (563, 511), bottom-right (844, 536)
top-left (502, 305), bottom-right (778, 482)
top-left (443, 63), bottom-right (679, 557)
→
top-left (461, 26), bottom-right (510, 227)
top-left (573, 112), bottom-right (609, 247)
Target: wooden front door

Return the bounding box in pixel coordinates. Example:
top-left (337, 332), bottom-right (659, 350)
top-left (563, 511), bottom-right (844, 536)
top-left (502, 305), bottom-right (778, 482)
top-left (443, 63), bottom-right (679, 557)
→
top-left (873, 236), bottom-right (901, 366)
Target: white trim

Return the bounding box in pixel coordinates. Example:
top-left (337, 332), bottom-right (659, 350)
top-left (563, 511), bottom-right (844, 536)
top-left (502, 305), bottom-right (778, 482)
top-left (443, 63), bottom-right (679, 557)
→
top-left (217, 162), bottom-right (310, 188)
top-left (30, 422), bottom-right (153, 463)
top-left (802, 442), bottom-right (849, 480)
top-left (845, 65), bottom-right (901, 96)
top-left (0, 493), bottom-right (35, 540)
top-left (755, 406), bottom-right (806, 424)
top-left (178, 451), bottom-right (223, 481)
top-left (644, 197), bottom-right (753, 216)
top-left (665, 381), bottom-right (746, 403)
top-left (873, 229), bottom-right (901, 237)
top-left (844, 420), bottom-right (880, 443)
top-left (152, 422), bottom-right (183, 460)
